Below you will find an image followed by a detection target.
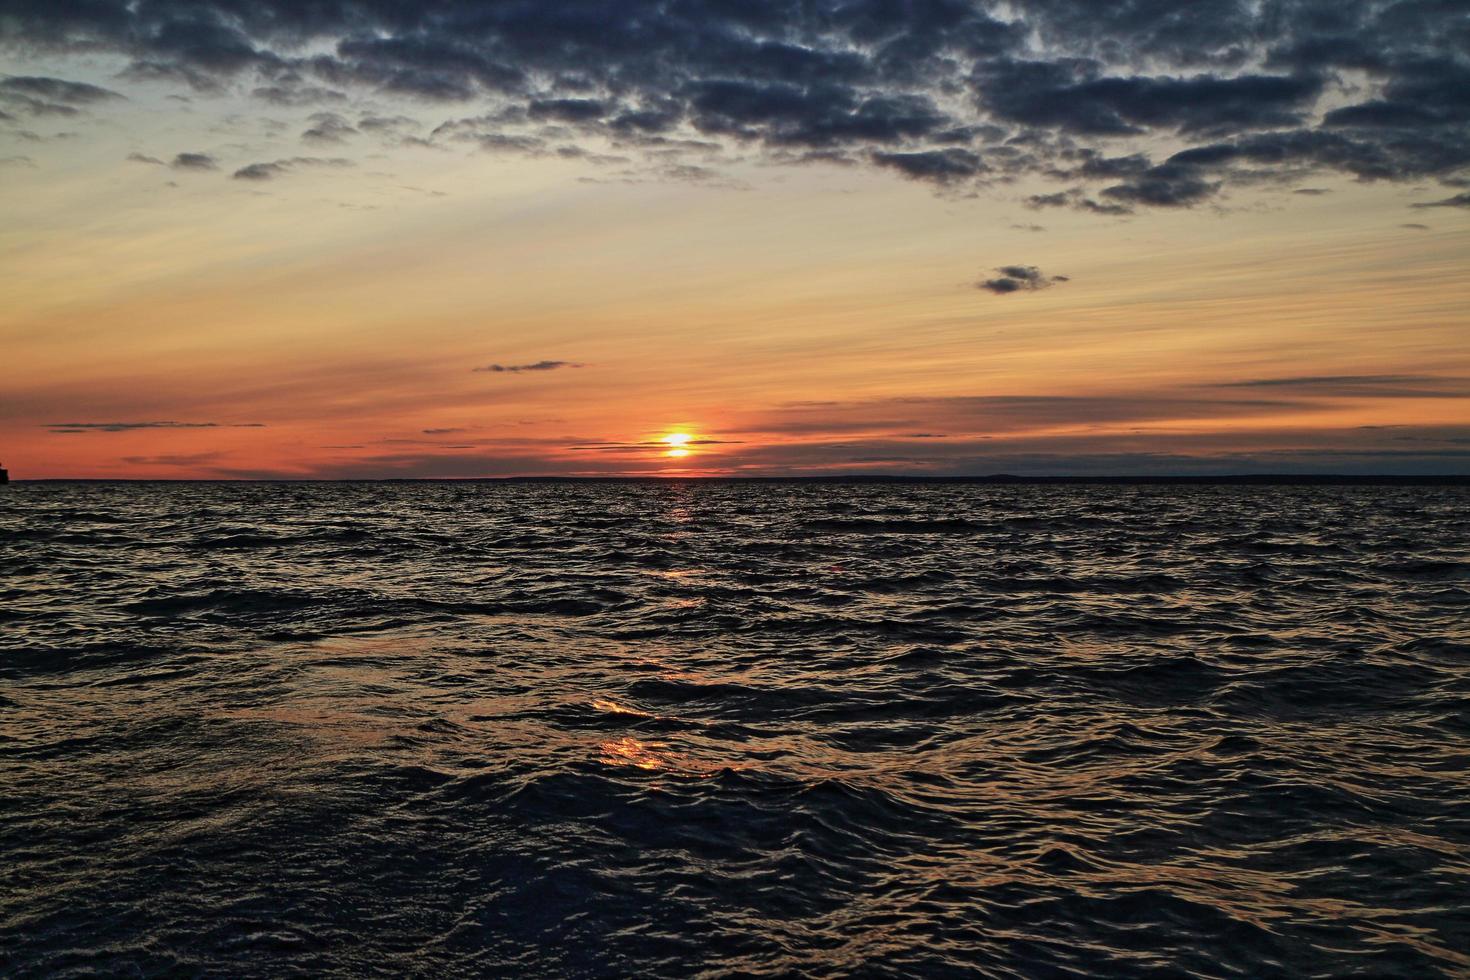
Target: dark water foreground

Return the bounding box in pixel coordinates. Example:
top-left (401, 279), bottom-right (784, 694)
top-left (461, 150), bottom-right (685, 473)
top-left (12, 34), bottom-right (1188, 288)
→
top-left (2, 482), bottom-right (1468, 977)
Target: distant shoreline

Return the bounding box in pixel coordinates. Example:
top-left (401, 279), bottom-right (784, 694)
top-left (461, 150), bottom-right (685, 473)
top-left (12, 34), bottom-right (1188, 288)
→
top-left (10, 475), bottom-right (1470, 486)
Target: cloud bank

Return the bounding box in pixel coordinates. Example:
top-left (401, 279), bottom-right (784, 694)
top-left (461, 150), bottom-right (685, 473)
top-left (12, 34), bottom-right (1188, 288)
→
top-left (2, 2), bottom-right (1467, 209)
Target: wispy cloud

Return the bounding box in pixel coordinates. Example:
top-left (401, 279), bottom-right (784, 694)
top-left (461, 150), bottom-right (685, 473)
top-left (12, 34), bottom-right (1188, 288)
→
top-left (1412, 193), bottom-right (1470, 210)
top-left (46, 421), bottom-right (267, 433)
top-left (473, 360), bottom-right (583, 374)
top-left (1213, 375), bottom-right (1468, 398)
top-left (232, 157), bottom-right (355, 180)
top-left (120, 452), bottom-right (226, 467)
top-left (568, 439), bottom-right (742, 451)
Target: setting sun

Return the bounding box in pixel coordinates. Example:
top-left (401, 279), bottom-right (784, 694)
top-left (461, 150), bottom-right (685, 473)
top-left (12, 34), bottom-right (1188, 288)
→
top-left (662, 433), bottom-right (693, 458)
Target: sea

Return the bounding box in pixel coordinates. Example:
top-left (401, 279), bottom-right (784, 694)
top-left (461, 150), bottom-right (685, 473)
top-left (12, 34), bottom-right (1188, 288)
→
top-left (2, 480), bottom-right (1468, 977)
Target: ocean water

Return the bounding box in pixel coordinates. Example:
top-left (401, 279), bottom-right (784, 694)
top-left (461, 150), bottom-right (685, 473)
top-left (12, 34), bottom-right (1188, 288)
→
top-left (2, 480), bottom-right (1468, 978)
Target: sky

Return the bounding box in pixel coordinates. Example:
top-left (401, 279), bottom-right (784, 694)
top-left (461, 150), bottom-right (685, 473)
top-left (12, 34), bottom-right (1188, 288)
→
top-left (1, 0), bottom-right (1467, 478)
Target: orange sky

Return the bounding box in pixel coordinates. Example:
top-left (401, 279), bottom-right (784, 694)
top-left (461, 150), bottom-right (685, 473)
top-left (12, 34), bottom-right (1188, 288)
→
top-left (3, 5), bottom-right (1468, 477)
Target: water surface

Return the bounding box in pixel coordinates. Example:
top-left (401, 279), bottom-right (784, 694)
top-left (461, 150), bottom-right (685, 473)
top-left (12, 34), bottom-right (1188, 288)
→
top-left (3, 482), bottom-right (1468, 976)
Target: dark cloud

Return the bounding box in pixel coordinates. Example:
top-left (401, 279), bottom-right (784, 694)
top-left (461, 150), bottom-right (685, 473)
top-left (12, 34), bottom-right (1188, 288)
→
top-left (978, 265), bottom-right (1069, 295)
top-left (127, 151), bottom-right (164, 165)
top-left (171, 151), bottom-right (217, 170)
top-left (474, 360), bottom-right (582, 374)
top-left (231, 156), bottom-right (355, 180)
top-left (46, 421), bottom-right (266, 433)
top-left (872, 148), bottom-right (986, 183)
top-left (979, 64), bottom-right (1324, 137)
top-left (2, 2), bottom-right (1468, 208)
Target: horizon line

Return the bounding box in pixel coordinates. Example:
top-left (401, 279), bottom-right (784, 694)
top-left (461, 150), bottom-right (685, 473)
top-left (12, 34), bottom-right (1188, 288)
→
top-left (7, 474), bottom-right (1469, 486)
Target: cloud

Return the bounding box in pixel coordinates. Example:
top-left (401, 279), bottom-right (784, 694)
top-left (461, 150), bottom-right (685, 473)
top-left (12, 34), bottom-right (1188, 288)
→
top-left (45, 421), bottom-right (267, 433)
top-left (0, 75), bottom-right (123, 106)
top-left (252, 85), bottom-right (347, 107)
top-left (872, 148), bottom-right (986, 183)
top-left (231, 156), bottom-right (355, 180)
top-left (171, 152), bottom-right (217, 170)
top-left (301, 111), bottom-right (356, 144)
top-left (1213, 375), bottom-right (1469, 398)
top-left (0, 155), bottom-right (36, 168)
top-left (357, 114), bottom-right (421, 137)
top-left (567, 439), bottom-right (742, 451)
top-left (978, 265), bottom-right (1070, 294)
top-left (118, 60), bottom-right (224, 94)
top-left (120, 452), bottom-right (226, 467)
top-left (3, 2), bottom-right (1469, 209)
top-left (127, 152), bottom-right (165, 165)
top-left (473, 360), bottom-right (582, 374)
top-left (1412, 193), bottom-right (1470, 209)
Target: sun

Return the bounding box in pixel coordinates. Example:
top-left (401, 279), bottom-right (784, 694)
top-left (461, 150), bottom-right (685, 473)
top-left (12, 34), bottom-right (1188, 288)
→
top-left (661, 432), bottom-right (693, 458)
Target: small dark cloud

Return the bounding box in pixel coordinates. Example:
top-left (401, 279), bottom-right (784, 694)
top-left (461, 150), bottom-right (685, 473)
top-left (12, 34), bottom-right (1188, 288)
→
top-left (1293, 187), bottom-right (1331, 195)
top-left (232, 157), bottom-right (355, 180)
top-left (1026, 189), bottom-right (1133, 215)
top-left (422, 427), bottom-right (468, 434)
top-left (474, 360), bottom-right (583, 374)
top-left (1412, 193), bottom-right (1470, 209)
top-left (171, 152), bottom-right (217, 170)
top-left (1401, 222), bottom-right (1430, 230)
top-left (127, 152), bottom-right (165, 165)
top-left (978, 265), bottom-right (1070, 295)
top-left (45, 421), bottom-right (267, 433)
